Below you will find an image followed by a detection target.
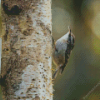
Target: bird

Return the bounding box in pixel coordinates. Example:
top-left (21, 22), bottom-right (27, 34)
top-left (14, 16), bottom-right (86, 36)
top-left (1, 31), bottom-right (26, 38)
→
top-left (52, 29), bottom-right (75, 79)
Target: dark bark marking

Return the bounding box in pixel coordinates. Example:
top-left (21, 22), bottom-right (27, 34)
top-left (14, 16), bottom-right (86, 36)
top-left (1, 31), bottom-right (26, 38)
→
top-left (37, 20), bottom-right (51, 35)
top-left (23, 30), bottom-right (32, 36)
top-left (32, 79), bottom-right (35, 81)
top-left (10, 35), bottom-right (18, 47)
top-left (3, 21), bottom-right (9, 41)
top-left (33, 96), bottom-right (40, 100)
top-left (21, 15), bottom-right (34, 36)
top-left (3, 3), bottom-right (22, 15)
top-left (3, 29), bottom-right (8, 41)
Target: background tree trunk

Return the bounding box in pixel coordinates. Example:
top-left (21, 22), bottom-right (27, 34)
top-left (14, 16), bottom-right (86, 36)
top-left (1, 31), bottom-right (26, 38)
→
top-left (1, 0), bottom-right (52, 99)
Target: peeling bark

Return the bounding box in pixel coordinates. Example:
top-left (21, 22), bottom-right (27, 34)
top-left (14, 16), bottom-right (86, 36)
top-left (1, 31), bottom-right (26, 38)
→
top-left (1, 0), bottom-right (52, 100)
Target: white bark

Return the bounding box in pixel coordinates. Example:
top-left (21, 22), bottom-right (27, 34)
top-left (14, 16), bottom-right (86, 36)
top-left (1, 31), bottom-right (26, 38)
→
top-left (1, 0), bottom-right (53, 100)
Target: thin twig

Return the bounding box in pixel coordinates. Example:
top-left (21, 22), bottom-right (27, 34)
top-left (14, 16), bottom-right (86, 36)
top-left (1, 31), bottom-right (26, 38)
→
top-left (83, 81), bottom-right (100, 99)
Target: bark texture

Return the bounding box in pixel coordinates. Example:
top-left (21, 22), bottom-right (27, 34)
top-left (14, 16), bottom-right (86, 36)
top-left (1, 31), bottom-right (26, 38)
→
top-left (1, 0), bottom-right (52, 100)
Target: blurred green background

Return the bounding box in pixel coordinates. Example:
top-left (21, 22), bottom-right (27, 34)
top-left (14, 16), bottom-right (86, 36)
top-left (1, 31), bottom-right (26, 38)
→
top-left (0, 0), bottom-right (100, 100)
top-left (52, 0), bottom-right (100, 100)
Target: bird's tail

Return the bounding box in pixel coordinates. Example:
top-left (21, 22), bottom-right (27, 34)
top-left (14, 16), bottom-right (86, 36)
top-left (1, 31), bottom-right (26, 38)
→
top-left (53, 69), bottom-right (59, 79)
top-left (60, 67), bottom-right (64, 74)
top-left (53, 64), bottom-right (66, 79)
top-left (59, 63), bottom-right (67, 74)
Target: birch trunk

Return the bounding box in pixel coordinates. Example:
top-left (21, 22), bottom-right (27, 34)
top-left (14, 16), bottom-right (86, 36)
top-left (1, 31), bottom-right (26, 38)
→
top-left (1, 0), bottom-right (52, 100)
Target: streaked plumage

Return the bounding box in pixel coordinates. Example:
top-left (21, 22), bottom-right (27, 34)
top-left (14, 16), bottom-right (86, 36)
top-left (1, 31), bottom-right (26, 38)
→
top-left (53, 29), bottom-right (75, 79)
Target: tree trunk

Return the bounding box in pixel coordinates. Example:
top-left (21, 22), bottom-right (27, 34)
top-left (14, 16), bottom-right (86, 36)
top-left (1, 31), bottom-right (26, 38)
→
top-left (1, 0), bottom-right (52, 100)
